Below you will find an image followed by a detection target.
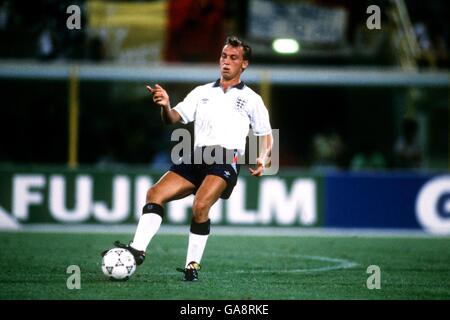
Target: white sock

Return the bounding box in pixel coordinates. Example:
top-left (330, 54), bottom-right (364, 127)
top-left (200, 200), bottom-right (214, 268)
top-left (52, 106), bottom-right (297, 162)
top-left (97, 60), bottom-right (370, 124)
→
top-left (185, 232), bottom-right (209, 267)
top-left (131, 213), bottom-right (162, 252)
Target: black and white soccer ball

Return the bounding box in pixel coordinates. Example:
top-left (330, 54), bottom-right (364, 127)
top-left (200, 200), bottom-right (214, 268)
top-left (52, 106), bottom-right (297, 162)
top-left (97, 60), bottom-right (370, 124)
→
top-left (101, 248), bottom-right (136, 281)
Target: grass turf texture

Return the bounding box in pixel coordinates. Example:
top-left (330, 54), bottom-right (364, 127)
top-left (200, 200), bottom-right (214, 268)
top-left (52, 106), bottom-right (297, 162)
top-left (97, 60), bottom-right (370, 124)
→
top-left (0, 232), bottom-right (449, 300)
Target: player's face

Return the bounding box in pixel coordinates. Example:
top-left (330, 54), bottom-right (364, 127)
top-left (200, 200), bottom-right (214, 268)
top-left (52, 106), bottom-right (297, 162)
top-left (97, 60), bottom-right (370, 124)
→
top-left (220, 45), bottom-right (249, 81)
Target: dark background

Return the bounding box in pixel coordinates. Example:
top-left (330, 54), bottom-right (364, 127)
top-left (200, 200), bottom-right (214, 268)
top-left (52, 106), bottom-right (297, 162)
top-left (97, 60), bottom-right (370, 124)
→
top-left (0, 0), bottom-right (448, 170)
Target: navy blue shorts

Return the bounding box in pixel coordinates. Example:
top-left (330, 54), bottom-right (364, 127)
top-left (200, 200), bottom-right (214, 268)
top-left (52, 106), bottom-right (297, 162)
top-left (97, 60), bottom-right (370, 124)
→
top-left (169, 147), bottom-right (240, 199)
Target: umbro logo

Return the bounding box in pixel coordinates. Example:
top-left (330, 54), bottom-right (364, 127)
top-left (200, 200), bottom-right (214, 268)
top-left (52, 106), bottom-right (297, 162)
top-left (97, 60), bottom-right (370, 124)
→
top-left (224, 171), bottom-right (230, 177)
top-left (201, 98), bottom-right (209, 103)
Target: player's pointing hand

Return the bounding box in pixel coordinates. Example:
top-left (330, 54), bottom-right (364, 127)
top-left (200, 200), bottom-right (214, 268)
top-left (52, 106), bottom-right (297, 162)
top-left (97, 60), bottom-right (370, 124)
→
top-left (146, 84), bottom-right (170, 108)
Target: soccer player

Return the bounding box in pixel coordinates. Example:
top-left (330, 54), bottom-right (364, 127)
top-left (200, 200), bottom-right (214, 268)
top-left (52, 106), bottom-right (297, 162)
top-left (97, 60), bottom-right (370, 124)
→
top-left (109, 36), bottom-right (273, 281)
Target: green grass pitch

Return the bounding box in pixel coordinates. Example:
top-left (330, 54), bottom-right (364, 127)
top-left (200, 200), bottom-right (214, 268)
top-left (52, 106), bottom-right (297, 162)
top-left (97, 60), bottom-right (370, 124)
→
top-left (0, 231), bottom-right (449, 300)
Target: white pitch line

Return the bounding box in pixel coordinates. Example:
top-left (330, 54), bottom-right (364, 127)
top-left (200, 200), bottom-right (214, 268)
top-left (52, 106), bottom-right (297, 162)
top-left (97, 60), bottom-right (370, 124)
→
top-left (224, 255), bottom-right (359, 274)
top-left (147, 253), bottom-right (359, 276)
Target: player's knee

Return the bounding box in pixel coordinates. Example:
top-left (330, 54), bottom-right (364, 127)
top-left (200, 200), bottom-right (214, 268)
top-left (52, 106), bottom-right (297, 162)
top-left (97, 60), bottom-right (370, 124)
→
top-left (146, 186), bottom-right (163, 204)
top-left (192, 199), bottom-right (210, 219)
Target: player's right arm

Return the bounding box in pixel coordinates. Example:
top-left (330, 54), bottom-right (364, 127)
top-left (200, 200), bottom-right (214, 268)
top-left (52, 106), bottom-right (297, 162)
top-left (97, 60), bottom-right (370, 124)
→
top-left (146, 84), bottom-right (181, 124)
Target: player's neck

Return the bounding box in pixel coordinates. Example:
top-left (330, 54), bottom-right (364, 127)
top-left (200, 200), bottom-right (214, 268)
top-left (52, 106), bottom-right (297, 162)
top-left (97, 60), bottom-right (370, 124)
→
top-left (220, 77), bottom-right (241, 92)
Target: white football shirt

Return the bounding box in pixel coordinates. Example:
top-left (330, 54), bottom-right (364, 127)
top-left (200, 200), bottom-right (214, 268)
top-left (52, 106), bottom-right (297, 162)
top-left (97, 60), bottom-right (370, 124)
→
top-left (173, 80), bottom-right (272, 155)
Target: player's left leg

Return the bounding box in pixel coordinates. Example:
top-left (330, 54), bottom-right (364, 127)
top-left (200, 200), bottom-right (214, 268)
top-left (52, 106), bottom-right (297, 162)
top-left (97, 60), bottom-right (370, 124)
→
top-left (180, 175), bottom-right (227, 281)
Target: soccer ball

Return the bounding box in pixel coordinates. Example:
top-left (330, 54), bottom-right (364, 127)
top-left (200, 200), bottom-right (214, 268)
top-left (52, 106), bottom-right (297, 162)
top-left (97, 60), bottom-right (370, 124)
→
top-left (101, 248), bottom-right (136, 281)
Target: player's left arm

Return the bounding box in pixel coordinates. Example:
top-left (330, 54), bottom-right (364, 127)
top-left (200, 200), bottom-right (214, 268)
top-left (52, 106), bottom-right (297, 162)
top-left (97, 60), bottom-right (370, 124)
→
top-left (249, 132), bottom-right (273, 177)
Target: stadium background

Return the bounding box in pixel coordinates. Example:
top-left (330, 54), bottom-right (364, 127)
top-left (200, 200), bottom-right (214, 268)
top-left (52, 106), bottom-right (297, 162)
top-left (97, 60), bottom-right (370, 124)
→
top-left (0, 0), bottom-right (449, 301)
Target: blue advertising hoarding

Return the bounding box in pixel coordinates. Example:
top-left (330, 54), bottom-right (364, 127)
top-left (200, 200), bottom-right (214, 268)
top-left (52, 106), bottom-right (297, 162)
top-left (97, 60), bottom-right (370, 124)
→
top-left (325, 172), bottom-right (450, 234)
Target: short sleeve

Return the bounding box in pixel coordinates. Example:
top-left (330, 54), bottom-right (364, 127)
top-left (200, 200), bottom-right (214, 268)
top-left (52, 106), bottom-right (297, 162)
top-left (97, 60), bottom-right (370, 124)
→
top-left (173, 87), bottom-right (201, 124)
top-left (249, 96), bottom-right (272, 136)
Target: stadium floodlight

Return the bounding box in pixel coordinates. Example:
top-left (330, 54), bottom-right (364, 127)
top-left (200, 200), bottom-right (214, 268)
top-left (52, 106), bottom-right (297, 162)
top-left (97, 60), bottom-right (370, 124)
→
top-left (272, 38), bottom-right (300, 54)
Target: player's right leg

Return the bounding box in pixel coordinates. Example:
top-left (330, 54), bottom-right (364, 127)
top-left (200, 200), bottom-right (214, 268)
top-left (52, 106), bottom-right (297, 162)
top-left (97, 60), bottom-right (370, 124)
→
top-left (112, 171), bottom-right (196, 265)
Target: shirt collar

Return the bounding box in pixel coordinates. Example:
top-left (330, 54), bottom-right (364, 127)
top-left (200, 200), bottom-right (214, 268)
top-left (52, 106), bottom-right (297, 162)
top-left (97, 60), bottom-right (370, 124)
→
top-left (213, 79), bottom-right (245, 90)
